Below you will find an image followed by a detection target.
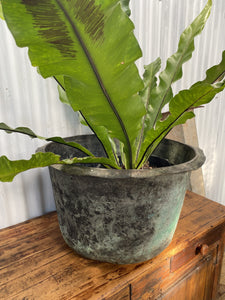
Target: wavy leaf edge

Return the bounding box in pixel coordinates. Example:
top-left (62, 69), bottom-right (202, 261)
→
top-left (0, 0), bottom-right (225, 179)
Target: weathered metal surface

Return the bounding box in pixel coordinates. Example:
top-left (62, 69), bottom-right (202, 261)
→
top-left (41, 135), bottom-right (205, 264)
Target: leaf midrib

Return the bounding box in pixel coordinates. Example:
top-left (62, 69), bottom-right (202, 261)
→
top-left (55, 0), bottom-right (133, 168)
top-left (152, 44), bottom-right (190, 128)
top-left (152, 17), bottom-right (207, 129)
top-left (135, 71), bottom-right (155, 164)
top-left (137, 85), bottom-right (219, 168)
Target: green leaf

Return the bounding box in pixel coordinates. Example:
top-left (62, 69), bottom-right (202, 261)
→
top-left (0, 122), bottom-right (122, 169)
top-left (0, 1), bottom-right (4, 20)
top-left (136, 81), bottom-right (225, 168)
top-left (135, 0), bottom-right (213, 167)
top-left (78, 113), bottom-right (120, 166)
top-left (192, 50), bottom-right (225, 86)
top-left (148, 0), bottom-right (212, 128)
top-left (62, 156), bottom-right (120, 168)
top-left (0, 152), bottom-right (121, 182)
top-left (202, 50), bottom-right (225, 84)
top-left (136, 57), bottom-right (161, 161)
top-left (54, 76), bottom-right (70, 105)
top-left (120, 0), bottom-right (131, 16)
top-left (0, 152), bottom-right (61, 182)
top-left (58, 84), bottom-right (70, 105)
top-left (140, 58), bottom-right (161, 107)
top-left (136, 49), bottom-right (225, 167)
top-left (2, 0), bottom-right (145, 168)
top-left (54, 77), bottom-right (120, 166)
top-left (0, 122), bottom-right (94, 157)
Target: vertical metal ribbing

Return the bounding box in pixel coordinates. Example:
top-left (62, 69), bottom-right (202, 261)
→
top-left (0, 19), bottom-right (91, 228)
top-left (0, 0), bottom-right (225, 228)
top-left (131, 0), bottom-right (225, 204)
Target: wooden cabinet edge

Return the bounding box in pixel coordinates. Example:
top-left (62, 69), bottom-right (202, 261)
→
top-left (130, 241), bottom-right (222, 300)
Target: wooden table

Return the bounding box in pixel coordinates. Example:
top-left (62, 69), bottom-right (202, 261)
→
top-left (1, 191), bottom-right (225, 299)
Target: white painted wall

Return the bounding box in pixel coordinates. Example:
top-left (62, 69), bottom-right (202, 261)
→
top-left (0, 0), bottom-right (224, 228)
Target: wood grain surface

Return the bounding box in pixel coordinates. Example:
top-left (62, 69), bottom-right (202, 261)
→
top-left (0, 191), bottom-right (225, 299)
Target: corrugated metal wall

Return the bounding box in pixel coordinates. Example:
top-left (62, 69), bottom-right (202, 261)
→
top-left (0, 20), bottom-right (91, 228)
top-left (0, 0), bottom-right (225, 228)
top-left (131, 0), bottom-right (225, 203)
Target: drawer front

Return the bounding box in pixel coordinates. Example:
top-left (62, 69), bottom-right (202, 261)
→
top-left (170, 225), bottom-right (224, 272)
top-left (130, 240), bottom-right (221, 299)
top-left (160, 247), bottom-right (218, 300)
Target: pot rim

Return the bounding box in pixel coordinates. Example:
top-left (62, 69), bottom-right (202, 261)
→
top-left (38, 135), bottom-right (206, 179)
